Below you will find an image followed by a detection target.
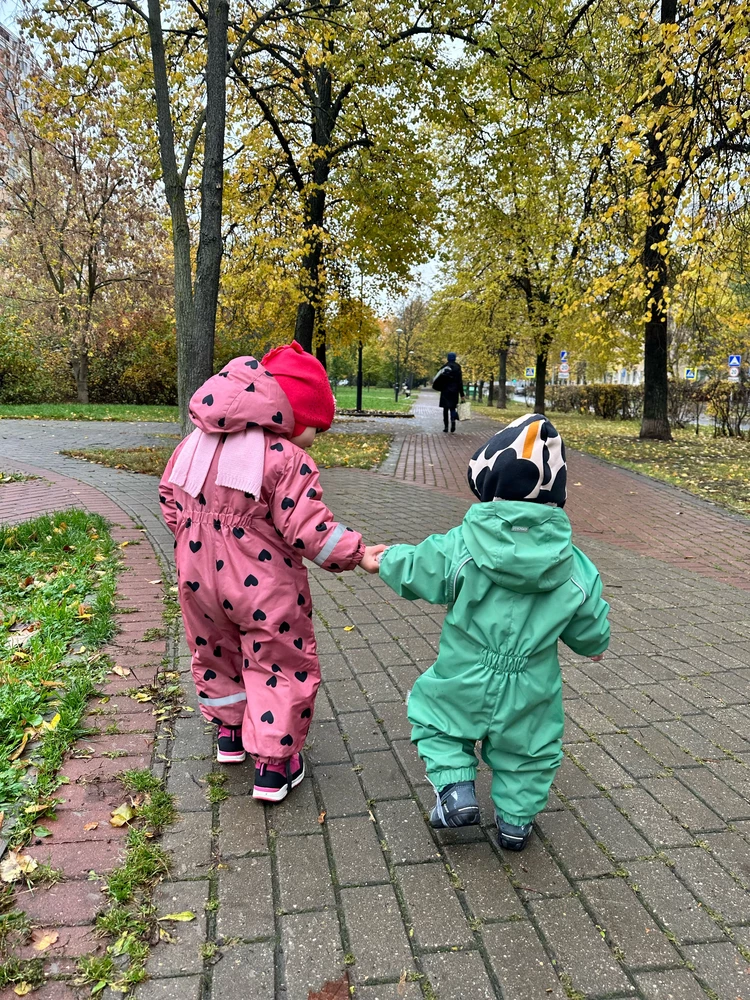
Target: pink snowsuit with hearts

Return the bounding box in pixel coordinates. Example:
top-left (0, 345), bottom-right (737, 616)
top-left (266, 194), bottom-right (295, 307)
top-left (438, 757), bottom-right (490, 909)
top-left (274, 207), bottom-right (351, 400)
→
top-left (158, 356), bottom-right (364, 765)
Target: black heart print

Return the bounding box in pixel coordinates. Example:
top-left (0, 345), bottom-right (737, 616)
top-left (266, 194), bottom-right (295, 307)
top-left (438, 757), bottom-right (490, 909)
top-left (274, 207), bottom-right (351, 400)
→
top-left (280, 734), bottom-right (293, 746)
top-left (214, 519), bottom-right (221, 530)
top-left (258, 550), bottom-right (271, 562)
top-left (315, 523), bottom-right (327, 532)
top-left (218, 371), bottom-right (229, 377)
top-left (198, 493), bottom-right (206, 506)
top-left (187, 581), bottom-right (200, 592)
top-left (281, 497), bottom-right (295, 510)
top-left (330, 564), bottom-right (340, 570)
top-left (297, 594), bottom-right (305, 606)
top-left (261, 710), bottom-right (274, 723)
top-left (266, 675), bottom-right (277, 688)
top-left (189, 540), bottom-right (202, 553)
top-left (294, 638), bottom-right (304, 650)
top-left (186, 518), bottom-right (192, 528)
top-left (284, 557), bottom-right (293, 567)
top-left (246, 421), bottom-right (258, 429)
top-left (233, 527), bottom-right (245, 538)
top-left (253, 609), bottom-right (266, 621)
top-left (223, 599), bottom-right (233, 610)
top-left (272, 664), bottom-right (281, 672)
top-left (245, 358), bottom-right (259, 369)
top-left (245, 383), bottom-right (255, 392)
top-left (301, 708), bottom-right (311, 719)
top-left (213, 646), bottom-right (222, 657)
top-left (270, 442), bottom-right (283, 452)
top-left (202, 394), bottom-right (213, 405)
top-left (175, 501), bottom-right (183, 511)
top-left (300, 464), bottom-right (312, 475)
top-left (203, 669), bottom-right (216, 680)
top-left (294, 670), bottom-right (307, 682)
top-left (279, 621), bottom-right (290, 633)
top-left (253, 641), bottom-right (261, 653)
top-left (216, 560), bottom-right (224, 571)
top-left (306, 488), bottom-right (317, 499)
top-left (272, 411), bottom-right (283, 424)
top-left (244, 492), bottom-right (254, 500)
top-left (159, 495), bottom-right (166, 504)
top-left (199, 691), bottom-right (209, 699)
top-left (204, 615), bottom-right (214, 622)
top-left (294, 539), bottom-right (305, 549)
top-left (244, 574), bottom-right (258, 587)
top-left (219, 418), bottom-right (226, 428)
top-left (244, 658), bottom-right (249, 668)
top-left (231, 675), bottom-right (240, 683)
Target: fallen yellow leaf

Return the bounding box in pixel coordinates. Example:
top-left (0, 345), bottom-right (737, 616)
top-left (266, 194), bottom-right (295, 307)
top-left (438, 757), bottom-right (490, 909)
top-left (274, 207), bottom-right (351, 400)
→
top-left (31, 928), bottom-right (59, 952)
top-left (83, 822), bottom-right (99, 832)
top-left (343, 626), bottom-right (355, 632)
top-left (112, 666), bottom-right (131, 678)
top-left (40, 713), bottom-right (60, 732)
top-left (0, 851), bottom-right (38, 882)
top-left (13, 982), bottom-right (33, 996)
top-left (318, 811), bottom-right (326, 824)
top-left (157, 911), bottom-right (196, 922)
top-left (109, 802), bottom-right (136, 827)
top-left (9, 734), bottom-right (28, 761)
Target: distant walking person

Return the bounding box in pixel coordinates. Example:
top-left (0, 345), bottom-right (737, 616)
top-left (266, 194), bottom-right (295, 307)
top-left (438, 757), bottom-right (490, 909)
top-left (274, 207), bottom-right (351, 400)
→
top-left (433, 352), bottom-right (465, 433)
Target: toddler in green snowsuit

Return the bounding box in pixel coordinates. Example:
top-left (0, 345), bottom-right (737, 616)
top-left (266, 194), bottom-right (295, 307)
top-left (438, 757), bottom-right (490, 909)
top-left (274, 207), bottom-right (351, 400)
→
top-left (378, 413), bottom-right (610, 850)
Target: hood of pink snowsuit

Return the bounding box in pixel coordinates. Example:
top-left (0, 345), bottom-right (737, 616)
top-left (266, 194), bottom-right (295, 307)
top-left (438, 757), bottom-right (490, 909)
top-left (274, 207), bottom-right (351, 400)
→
top-left (188, 356), bottom-right (296, 437)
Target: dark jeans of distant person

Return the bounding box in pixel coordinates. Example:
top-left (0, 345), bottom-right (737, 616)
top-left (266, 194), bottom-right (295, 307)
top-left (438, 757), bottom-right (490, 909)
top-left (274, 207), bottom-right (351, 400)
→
top-left (442, 406), bottom-right (458, 432)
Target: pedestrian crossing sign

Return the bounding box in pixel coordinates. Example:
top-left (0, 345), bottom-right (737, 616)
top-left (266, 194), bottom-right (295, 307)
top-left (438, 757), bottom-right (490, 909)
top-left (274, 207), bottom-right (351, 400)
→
top-left (685, 369), bottom-right (696, 381)
top-left (525, 367), bottom-right (535, 378)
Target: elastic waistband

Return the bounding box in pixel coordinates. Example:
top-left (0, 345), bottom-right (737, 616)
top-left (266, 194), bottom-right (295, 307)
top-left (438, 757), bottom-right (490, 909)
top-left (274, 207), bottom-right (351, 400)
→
top-left (182, 510), bottom-right (261, 529)
top-left (480, 649), bottom-right (528, 674)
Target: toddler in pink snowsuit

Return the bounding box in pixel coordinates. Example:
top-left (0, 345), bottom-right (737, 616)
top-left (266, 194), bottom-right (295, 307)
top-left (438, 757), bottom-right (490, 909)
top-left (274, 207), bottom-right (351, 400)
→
top-left (159, 344), bottom-right (383, 801)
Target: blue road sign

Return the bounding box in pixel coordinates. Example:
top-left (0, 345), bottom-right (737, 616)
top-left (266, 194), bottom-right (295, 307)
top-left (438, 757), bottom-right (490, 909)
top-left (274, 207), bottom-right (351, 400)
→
top-left (729, 354), bottom-right (742, 367)
top-left (560, 350), bottom-right (568, 361)
top-left (525, 367), bottom-right (536, 378)
top-left (685, 369), bottom-right (696, 381)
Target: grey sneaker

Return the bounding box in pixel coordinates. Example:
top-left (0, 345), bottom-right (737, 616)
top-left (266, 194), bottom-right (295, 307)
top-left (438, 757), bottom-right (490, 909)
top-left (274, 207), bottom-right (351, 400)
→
top-left (495, 814), bottom-right (533, 851)
top-left (429, 781), bottom-right (480, 828)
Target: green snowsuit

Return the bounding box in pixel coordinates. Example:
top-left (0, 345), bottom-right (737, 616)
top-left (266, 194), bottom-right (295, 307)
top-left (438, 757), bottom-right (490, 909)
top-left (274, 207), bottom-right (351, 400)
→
top-left (379, 501), bottom-right (610, 826)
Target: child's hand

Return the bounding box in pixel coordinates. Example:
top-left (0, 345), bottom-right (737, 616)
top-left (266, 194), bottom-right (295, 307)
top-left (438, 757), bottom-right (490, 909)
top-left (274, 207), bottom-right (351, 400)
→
top-left (590, 654), bottom-right (604, 662)
top-left (361, 545), bottom-right (387, 574)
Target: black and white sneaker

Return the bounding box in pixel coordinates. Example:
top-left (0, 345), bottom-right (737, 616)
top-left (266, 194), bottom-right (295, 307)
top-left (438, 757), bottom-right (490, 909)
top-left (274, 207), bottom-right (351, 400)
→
top-left (252, 753), bottom-right (305, 802)
top-left (217, 725), bottom-right (246, 763)
top-left (495, 814), bottom-right (533, 851)
top-left (429, 781), bottom-right (480, 828)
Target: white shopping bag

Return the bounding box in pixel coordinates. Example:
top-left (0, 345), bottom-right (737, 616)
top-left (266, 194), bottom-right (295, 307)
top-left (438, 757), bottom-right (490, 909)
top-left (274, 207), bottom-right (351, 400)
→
top-left (457, 401), bottom-right (471, 421)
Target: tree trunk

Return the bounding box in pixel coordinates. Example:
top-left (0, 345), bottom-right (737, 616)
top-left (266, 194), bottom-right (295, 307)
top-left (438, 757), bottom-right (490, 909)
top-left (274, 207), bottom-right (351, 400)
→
top-left (487, 377), bottom-right (494, 406)
top-left (534, 351), bottom-right (547, 413)
top-left (189, 0), bottom-right (228, 432)
top-left (146, 0), bottom-right (195, 435)
top-left (639, 0), bottom-right (676, 441)
top-left (72, 350), bottom-right (89, 403)
top-left (496, 348), bottom-right (508, 408)
top-left (478, 379), bottom-right (484, 402)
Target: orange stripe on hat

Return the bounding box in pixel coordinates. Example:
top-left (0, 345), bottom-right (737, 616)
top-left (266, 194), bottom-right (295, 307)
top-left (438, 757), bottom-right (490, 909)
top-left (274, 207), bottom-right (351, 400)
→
top-left (522, 421), bottom-right (540, 460)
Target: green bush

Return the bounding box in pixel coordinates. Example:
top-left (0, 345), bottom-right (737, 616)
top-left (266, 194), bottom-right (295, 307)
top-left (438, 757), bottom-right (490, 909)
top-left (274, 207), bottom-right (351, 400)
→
top-left (0, 315), bottom-right (73, 403)
top-left (88, 317), bottom-right (177, 405)
top-left (548, 383), bottom-right (643, 419)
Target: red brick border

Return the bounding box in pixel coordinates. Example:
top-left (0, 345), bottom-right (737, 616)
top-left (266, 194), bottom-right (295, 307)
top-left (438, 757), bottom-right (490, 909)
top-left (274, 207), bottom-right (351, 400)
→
top-left (0, 461), bottom-right (167, 997)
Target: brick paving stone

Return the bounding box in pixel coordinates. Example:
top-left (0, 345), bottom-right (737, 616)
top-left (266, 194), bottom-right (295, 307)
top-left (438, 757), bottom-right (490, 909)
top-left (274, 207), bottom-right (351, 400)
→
top-left (704, 830), bottom-right (750, 887)
top-left (276, 833), bottom-right (336, 912)
top-left (573, 797), bottom-right (652, 861)
top-left (376, 799), bottom-right (441, 864)
top-left (325, 678), bottom-right (371, 713)
top-left (135, 977), bottom-right (203, 1000)
top-left (567, 743), bottom-right (635, 789)
top-left (420, 950), bottom-right (496, 1000)
top-left (684, 942), bottom-right (750, 1000)
top-left (355, 985), bottom-right (422, 1000)
top-left (281, 910), bottom-right (345, 1000)
top-left (482, 920), bottom-right (565, 1000)
top-left (166, 759), bottom-right (212, 811)
top-left (634, 968), bottom-right (716, 1000)
top-left (219, 794), bottom-right (269, 855)
top-left (580, 878), bottom-right (681, 969)
top-left (148, 881), bottom-right (208, 977)
top-left (359, 671), bottom-right (403, 703)
top-left (327, 815), bottom-right (390, 885)
top-left (501, 831), bottom-right (572, 897)
top-left (706, 758), bottom-right (750, 801)
top-left (640, 776), bottom-right (724, 832)
top-left (536, 810), bottom-right (613, 878)
top-left (390, 739), bottom-right (430, 790)
top-left (216, 855), bottom-right (274, 940)
top-left (355, 750), bottom-right (412, 801)
top-left (626, 861), bottom-right (724, 943)
top-left (211, 941), bottom-right (275, 1000)
top-left (268, 774), bottom-right (324, 833)
top-left (307, 719), bottom-right (350, 765)
top-left (552, 755), bottom-right (602, 799)
top-left (315, 763), bottom-right (369, 818)
top-left (27, 838), bottom-right (126, 879)
top-left (370, 701), bottom-right (412, 740)
top-left (338, 712), bottom-right (389, 752)
top-left (161, 811), bottom-right (213, 878)
top-left (599, 733), bottom-right (667, 779)
top-left (666, 847), bottom-right (749, 924)
top-left (19, 880), bottom-right (106, 927)
top-left (564, 699), bottom-right (621, 735)
top-left (676, 768), bottom-right (750, 822)
top-left (340, 885), bottom-right (414, 982)
top-left (443, 842), bottom-right (524, 920)
top-left (609, 788), bottom-right (695, 849)
top-left (396, 862), bottom-right (472, 949)
top-left (532, 895), bottom-right (635, 996)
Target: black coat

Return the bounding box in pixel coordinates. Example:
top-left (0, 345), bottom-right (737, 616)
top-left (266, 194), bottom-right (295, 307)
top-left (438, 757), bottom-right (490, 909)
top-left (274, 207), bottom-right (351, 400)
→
top-left (433, 362), bottom-right (464, 408)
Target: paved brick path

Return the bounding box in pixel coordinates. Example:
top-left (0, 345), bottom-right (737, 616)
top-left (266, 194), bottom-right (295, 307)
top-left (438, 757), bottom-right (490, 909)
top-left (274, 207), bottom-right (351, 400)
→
top-left (3, 404), bottom-right (750, 999)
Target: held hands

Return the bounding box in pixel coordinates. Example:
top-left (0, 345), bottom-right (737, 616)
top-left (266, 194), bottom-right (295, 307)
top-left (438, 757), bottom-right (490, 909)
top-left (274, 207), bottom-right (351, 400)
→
top-left (361, 544), bottom-right (387, 574)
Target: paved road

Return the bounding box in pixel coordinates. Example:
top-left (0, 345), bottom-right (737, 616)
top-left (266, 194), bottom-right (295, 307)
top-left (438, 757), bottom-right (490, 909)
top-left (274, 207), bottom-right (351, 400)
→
top-left (2, 400), bottom-right (750, 999)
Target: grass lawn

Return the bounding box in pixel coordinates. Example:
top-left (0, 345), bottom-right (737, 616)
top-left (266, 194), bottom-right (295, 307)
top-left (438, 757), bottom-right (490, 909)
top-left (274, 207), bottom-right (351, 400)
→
top-left (333, 386), bottom-right (414, 412)
top-left (481, 400), bottom-right (750, 517)
top-left (63, 432), bottom-right (392, 478)
top-left (0, 511), bottom-right (118, 834)
top-left (0, 403), bottom-right (178, 422)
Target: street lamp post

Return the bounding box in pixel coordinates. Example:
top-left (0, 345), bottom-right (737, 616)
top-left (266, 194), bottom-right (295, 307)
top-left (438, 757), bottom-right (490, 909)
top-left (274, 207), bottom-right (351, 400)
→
top-left (395, 327), bottom-right (403, 402)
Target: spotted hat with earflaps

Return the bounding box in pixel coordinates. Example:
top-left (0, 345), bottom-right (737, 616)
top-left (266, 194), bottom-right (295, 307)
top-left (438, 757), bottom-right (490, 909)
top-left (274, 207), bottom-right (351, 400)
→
top-left (467, 413), bottom-right (567, 507)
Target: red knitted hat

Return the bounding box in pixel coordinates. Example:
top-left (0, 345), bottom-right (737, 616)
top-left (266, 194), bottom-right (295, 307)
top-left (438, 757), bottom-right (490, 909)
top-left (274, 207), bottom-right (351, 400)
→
top-left (261, 342), bottom-right (335, 437)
